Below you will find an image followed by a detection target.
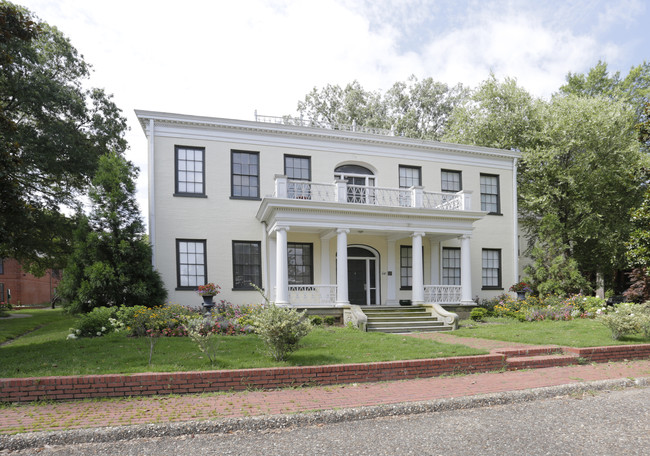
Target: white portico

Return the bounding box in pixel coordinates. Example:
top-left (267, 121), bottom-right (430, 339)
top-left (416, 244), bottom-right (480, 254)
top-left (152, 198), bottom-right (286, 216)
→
top-left (257, 175), bottom-right (484, 307)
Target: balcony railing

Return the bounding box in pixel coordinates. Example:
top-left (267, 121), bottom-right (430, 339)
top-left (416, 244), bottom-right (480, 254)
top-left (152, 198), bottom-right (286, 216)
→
top-left (273, 177), bottom-right (471, 211)
top-left (424, 285), bottom-right (462, 303)
top-left (273, 285), bottom-right (338, 305)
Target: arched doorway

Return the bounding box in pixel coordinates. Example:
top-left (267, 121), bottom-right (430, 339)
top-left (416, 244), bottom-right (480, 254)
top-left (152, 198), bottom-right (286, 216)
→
top-left (347, 245), bottom-right (380, 306)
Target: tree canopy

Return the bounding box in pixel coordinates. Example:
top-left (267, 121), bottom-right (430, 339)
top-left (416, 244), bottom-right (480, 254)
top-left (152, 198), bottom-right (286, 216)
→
top-left (58, 151), bottom-right (167, 313)
top-left (0, 2), bottom-right (127, 274)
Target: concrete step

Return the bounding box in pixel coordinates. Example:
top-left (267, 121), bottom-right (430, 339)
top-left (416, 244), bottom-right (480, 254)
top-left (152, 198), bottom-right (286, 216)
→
top-left (367, 325), bottom-right (454, 333)
top-left (367, 320), bottom-right (444, 329)
top-left (366, 315), bottom-right (437, 323)
top-left (495, 347), bottom-right (564, 357)
top-left (505, 354), bottom-right (579, 370)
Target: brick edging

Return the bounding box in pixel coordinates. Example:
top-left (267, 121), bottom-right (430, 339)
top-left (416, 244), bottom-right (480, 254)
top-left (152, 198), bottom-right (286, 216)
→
top-left (1, 344), bottom-right (649, 403)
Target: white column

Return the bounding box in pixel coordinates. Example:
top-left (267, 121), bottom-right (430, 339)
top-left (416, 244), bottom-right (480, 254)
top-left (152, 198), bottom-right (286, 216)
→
top-left (386, 239), bottom-right (397, 305)
top-left (268, 236), bottom-right (277, 301)
top-left (320, 237), bottom-right (330, 285)
top-left (412, 232), bottom-right (424, 305)
top-left (275, 227), bottom-right (289, 306)
top-left (430, 239), bottom-right (440, 285)
top-left (460, 234), bottom-right (473, 305)
top-left (336, 228), bottom-right (349, 306)
top-left (275, 174), bottom-right (288, 198)
top-left (512, 157), bottom-right (519, 285)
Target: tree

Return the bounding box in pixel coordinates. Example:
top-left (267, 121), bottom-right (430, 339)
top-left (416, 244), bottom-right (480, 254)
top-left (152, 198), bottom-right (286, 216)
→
top-left (58, 152), bottom-right (167, 313)
top-left (0, 2), bottom-right (127, 274)
top-left (524, 214), bottom-right (590, 296)
top-left (295, 76), bottom-right (466, 140)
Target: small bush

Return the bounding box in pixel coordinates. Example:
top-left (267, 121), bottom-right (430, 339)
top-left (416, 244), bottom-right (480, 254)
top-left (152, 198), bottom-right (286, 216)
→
top-left (324, 316), bottom-right (336, 326)
top-left (597, 303), bottom-right (650, 340)
top-left (68, 306), bottom-right (116, 338)
top-left (310, 315), bottom-right (323, 326)
top-left (470, 307), bottom-right (488, 322)
top-left (251, 304), bottom-right (312, 361)
top-left (186, 316), bottom-right (220, 365)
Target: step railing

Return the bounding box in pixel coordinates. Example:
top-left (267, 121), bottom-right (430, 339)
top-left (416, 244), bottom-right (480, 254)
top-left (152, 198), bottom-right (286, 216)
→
top-left (424, 285), bottom-right (462, 303)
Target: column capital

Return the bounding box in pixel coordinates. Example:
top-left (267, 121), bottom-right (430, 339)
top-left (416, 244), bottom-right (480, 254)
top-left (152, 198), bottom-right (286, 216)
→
top-left (275, 226), bottom-right (290, 233)
top-left (460, 233), bottom-right (472, 240)
top-left (337, 228), bottom-right (350, 235)
top-left (411, 231), bottom-right (425, 238)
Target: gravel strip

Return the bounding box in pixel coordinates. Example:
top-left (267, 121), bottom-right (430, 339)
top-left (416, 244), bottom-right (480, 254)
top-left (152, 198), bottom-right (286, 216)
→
top-left (1, 376), bottom-right (647, 452)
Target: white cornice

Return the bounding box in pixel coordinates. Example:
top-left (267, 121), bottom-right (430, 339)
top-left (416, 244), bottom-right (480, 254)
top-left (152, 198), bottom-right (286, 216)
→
top-left (134, 109), bottom-right (521, 164)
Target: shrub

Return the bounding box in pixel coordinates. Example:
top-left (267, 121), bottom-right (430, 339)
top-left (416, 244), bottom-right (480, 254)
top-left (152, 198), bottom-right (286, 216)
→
top-left (251, 304), bottom-right (312, 361)
top-left (116, 304), bottom-right (197, 337)
top-left (68, 306), bottom-right (116, 338)
top-left (186, 316), bottom-right (220, 365)
top-left (324, 316), bottom-right (336, 326)
top-left (470, 307), bottom-right (488, 322)
top-left (310, 315), bottom-right (323, 326)
top-left (598, 303), bottom-right (647, 340)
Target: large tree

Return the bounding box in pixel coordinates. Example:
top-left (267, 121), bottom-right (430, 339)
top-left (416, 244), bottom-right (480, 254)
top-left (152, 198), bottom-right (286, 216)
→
top-left (295, 76), bottom-right (466, 140)
top-left (58, 151), bottom-right (167, 313)
top-left (0, 2), bottom-right (127, 274)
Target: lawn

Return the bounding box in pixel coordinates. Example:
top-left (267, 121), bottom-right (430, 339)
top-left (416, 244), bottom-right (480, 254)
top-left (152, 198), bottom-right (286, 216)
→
top-left (455, 317), bottom-right (650, 347)
top-left (0, 309), bottom-right (485, 378)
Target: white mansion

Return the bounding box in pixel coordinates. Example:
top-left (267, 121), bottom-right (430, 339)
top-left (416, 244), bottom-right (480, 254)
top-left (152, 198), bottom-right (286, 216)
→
top-left (136, 110), bottom-right (520, 322)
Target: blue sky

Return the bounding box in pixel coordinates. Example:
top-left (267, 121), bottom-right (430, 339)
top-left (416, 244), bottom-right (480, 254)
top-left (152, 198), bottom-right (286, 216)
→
top-left (16, 0), bottom-right (650, 221)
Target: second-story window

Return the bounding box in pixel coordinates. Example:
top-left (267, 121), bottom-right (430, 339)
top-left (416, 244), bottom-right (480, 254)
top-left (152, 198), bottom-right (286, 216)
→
top-left (399, 165), bottom-right (421, 188)
top-left (285, 155), bottom-right (311, 181)
top-left (175, 146), bottom-right (205, 196)
top-left (441, 170), bottom-right (462, 193)
top-left (480, 174), bottom-right (500, 214)
top-left (231, 150), bottom-right (260, 199)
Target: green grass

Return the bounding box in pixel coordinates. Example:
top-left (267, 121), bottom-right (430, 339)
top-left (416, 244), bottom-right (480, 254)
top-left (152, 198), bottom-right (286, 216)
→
top-left (0, 308), bottom-right (70, 344)
top-left (455, 317), bottom-right (650, 347)
top-left (0, 309), bottom-right (485, 378)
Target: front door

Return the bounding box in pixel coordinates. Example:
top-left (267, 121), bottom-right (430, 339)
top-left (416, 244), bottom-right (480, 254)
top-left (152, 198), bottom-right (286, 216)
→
top-left (347, 247), bottom-right (379, 305)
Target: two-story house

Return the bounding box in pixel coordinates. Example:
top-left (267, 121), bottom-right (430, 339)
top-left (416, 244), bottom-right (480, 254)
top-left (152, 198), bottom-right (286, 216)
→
top-left (136, 110), bottom-right (520, 326)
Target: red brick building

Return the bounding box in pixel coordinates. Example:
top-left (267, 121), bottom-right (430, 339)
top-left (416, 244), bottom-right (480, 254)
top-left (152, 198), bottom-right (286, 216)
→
top-left (0, 259), bottom-right (61, 306)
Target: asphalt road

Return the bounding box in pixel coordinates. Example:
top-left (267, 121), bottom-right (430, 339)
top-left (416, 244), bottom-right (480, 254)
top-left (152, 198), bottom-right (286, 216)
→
top-left (5, 386), bottom-right (648, 456)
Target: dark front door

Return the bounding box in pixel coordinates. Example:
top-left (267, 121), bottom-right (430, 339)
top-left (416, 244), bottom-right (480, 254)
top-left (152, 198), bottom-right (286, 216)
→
top-left (348, 259), bottom-right (366, 305)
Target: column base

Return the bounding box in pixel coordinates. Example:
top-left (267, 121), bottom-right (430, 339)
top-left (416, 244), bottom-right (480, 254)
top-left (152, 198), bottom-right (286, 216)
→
top-left (412, 300), bottom-right (424, 306)
top-left (335, 301), bottom-right (350, 307)
top-left (274, 301), bottom-right (290, 307)
top-left (460, 300), bottom-right (475, 306)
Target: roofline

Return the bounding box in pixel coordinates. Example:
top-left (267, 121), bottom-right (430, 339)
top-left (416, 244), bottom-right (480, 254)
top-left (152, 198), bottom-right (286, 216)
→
top-left (134, 109), bottom-right (522, 160)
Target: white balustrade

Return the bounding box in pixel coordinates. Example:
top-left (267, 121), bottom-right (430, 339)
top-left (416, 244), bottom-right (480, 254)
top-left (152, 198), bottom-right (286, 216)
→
top-left (424, 285), bottom-right (462, 303)
top-left (287, 285), bottom-right (338, 305)
top-left (278, 179), bottom-right (465, 211)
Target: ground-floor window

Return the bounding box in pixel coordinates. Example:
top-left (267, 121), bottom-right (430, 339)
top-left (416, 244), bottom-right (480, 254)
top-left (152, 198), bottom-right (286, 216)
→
top-left (176, 239), bottom-right (207, 289)
top-left (442, 247), bottom-right (461, 285)
top-left (288, 242), bottom-right (313, 285)
top-left (400, 245), bottom-right (412, 289)
top-left (232, 241), bottom-right (262, 290)
top-left (482, 249), bottom-right (502, 289)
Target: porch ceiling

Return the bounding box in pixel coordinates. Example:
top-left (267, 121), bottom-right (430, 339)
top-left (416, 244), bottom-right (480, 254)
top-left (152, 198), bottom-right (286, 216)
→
top-left (257, 198), bottom-right (485, 237)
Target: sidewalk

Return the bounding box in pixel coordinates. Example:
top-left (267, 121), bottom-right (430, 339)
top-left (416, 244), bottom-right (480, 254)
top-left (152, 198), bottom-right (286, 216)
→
top-left (1, 334), bottom-right (649, 437)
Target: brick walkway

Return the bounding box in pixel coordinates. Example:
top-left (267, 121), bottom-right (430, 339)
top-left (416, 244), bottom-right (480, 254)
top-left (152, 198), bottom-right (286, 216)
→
top-left (1, 333), bottom-right (649, 435)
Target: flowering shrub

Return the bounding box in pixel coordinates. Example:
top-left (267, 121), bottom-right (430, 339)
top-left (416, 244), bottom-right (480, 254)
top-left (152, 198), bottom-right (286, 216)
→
top-left (509, 282), bottom-right (532, 293)
top-left (68, 306), bottom-right (116, 338)
top-left (116, 304), bottom-right (196, 337)
top-left (251, 304), bottom-right (312, 361)
top-left (478, 293), bottom-right (605, 322)
top-left (186, 316), bottom-right (220, 365)
top-left (196, 282), bottom-right (220, 296)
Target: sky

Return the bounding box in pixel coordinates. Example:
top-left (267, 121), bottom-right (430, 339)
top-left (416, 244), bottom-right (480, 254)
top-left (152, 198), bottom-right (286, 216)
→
top-left (16, 0), bottom-right (650, 225)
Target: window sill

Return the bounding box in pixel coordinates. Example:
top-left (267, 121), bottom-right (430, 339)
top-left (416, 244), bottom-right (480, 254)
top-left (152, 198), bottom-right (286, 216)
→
top-left (400, 286), bottom-right (413, 291)
top-left (230, 196), bottom-right (262, 201)
top-left (487, 212), bottom-right (503, 216)
top-left (174, 193), bottom-right (207, 198)
top-left (176, 287), bottom-right (198, 291)
top-left (232, 287), bottom-right (263, 291)
top-left (481, 287), bottom-right (504, 291)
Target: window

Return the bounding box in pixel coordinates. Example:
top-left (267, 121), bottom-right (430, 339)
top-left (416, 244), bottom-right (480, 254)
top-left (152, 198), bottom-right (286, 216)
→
top-left (175, 146), bottom-right (205, 196)
top-left (480, 174), bottom-right (500, 213)
top-left (231, 150), bottom-right (260, 199)
top-left (176, 240), bottom-right (207, 289)
top-left (288, 243), bottom-right (313, 285)
top-left (335, 164), bottom-right (375, 203)
top-left (400, 246), bottom-right (412, 289)
top-left (0, 283), bottom-right (4, 302)
top-left (441, 170), bottom-right (462, 192)
top-left (284, 155), bottom-right (311, 181)
top-left (0, 258), bottom-right (3, 275)
top-left (482, 249), bottom-right (502, 289)
top-left (232, 241), bottom-right (262, 289)
top-left (442, 247), bottom-right (461, 285)
top-left (399, 165), bottom-right (421, 188)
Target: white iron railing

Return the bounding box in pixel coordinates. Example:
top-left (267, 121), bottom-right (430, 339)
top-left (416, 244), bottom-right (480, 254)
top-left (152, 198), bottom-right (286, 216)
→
top-left (346, 185), bottom-right (411, 207)
top-left (255, 113), bottom-right (395, 137)
top-left (424, 285), bottom-right (462, 303)
top-left (287, 181), bottom-right (336, 202)
top-left (284, 285), bottom-right (338, 305)
top-left (422, 191), bottom-right (464, 210)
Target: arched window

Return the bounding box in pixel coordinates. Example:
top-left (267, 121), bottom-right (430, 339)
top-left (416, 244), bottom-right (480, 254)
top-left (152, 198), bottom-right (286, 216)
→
top-left (334, 165), bottom-right (375, 187)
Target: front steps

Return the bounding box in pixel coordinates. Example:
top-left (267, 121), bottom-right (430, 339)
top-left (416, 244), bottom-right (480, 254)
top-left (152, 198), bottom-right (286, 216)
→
top-left (495, 347), bottom-right (582, 370)
top-left (362, 306), bottom-right (453, 333)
